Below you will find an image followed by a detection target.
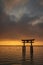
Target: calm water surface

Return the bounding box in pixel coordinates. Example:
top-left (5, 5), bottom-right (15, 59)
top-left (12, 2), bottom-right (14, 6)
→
top-left (0, 46), bottom-right (43, 65)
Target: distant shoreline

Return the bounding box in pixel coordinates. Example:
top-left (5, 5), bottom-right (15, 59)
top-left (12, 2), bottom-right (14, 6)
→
top-left (0, 45), bottom-right (43, 47)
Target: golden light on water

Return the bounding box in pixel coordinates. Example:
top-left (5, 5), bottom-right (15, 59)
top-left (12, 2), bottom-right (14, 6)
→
top-left (0, 40), bottom-right (43, 45)
top-left (0, 41), bottom-right (21, 45)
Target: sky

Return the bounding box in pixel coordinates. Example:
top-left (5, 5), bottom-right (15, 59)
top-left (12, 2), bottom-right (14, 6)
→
top-left (0, 0), bottom-right (43, 45)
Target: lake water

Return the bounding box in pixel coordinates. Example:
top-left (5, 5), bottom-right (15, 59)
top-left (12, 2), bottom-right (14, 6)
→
top-left (0, 46), bottom-right (43, 65)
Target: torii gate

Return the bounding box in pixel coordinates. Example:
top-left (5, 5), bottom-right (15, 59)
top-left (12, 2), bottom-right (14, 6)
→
top-left (21, 39), bottom-right (35, 63)
top-left (22, 39), bottom-right (35, 46)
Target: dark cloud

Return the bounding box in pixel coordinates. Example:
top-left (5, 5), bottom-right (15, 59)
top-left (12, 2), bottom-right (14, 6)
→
top-left (0, 0), bottom-right (43, 42)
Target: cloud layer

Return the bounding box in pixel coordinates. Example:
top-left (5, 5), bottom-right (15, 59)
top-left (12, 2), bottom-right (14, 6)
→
top-left (0, 0), bottom-right (43, 41)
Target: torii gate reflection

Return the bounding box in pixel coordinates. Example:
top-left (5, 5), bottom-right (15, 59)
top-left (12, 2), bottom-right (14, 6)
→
top-left (22, 39), bottom-right (35, 65)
